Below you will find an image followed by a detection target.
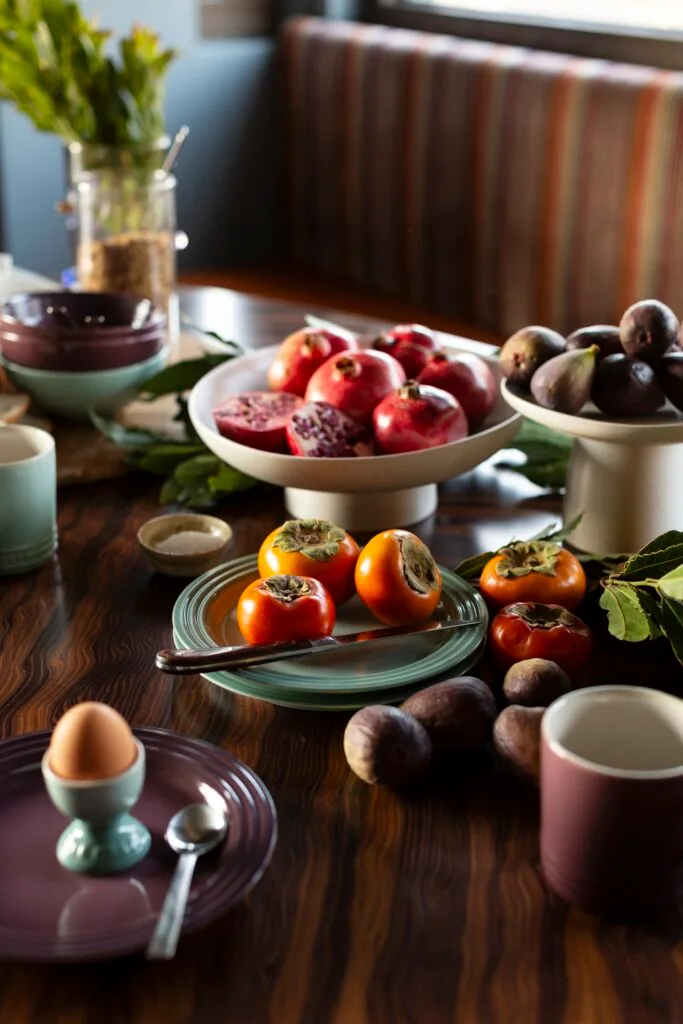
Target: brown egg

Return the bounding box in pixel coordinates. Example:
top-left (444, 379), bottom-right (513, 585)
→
top-left (48, 703), bottom-right (137, 781)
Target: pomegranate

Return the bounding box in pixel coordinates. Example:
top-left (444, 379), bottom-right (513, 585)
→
top-left (418, 352), bottom-right (496, 429)
top-left (305, 350), bottom-right (406, 426)
top-left (287, 401), bottom-right (373, 457)
top-left (372, 323), bottom-right (439, 378)
top-left (268, 327), bottom-right (356, 397)
top-left (373, 381), bottom-right (468, 454)
top-left (214, 391), bottom-right (303, 452)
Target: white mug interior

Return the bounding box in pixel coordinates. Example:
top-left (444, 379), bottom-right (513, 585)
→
top-left (0, 424), bottom-right (54, 465)
top-left (543, 686), bottom-right (683, 777)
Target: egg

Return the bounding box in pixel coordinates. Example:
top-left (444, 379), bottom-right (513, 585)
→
top-left (48, 703), bottom-right (137, 781)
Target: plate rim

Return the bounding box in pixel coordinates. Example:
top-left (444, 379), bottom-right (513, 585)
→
top-left (172, 555), bottom-right (488, 695)
top-left (0, 728), bottom-right (277, 964)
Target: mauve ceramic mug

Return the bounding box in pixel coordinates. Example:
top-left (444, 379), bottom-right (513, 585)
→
top-left (541, 685), bottom-right (683, 919)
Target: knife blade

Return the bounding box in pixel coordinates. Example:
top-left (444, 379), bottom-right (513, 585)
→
top-left (156, 617), bottom-right (480, 675)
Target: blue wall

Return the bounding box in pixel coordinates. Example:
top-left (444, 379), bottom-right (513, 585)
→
top-left (0, 0), bottom-right (278, 278)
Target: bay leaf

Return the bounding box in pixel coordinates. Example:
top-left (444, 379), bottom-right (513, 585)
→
top-left (635, 589), bottom-right (665, 640)
top-left (454, 550), bottom-right (494, 580)
top-left (658, 597), bottom-right (683, 666)
top-left (618, 531), bottom-right (683, 581)
top-left (657, 565), bottom-right (683, 602)
top-left (599, 583), bottom-right (652, 642)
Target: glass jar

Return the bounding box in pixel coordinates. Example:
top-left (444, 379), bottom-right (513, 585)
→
top-left (76, 170), bottom-right (179, 320)
top-left (68, 137), bottom-right (171, 184)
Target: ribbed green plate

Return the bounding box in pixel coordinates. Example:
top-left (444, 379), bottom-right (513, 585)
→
top-left (172, 555), bottom-right (487, 707)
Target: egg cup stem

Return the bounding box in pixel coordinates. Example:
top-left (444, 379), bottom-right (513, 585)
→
top-left (56, 813), bottom-right (151, 876)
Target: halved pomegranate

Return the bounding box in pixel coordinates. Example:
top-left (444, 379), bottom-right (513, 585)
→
top-left (418, 352), bottom-right (496, 429)
top-left (372, 381), bottom-right (468, 454)
top-left (214, 391), bottom-right (303, 452)
top-left (372, 323), bottom-right (439, 378)
top-left (304, 350), bottom-right (406, 425)
top-left (287, 401), bottom-right (373, 457)
top-left (268, 327), bottom-right (356, 397)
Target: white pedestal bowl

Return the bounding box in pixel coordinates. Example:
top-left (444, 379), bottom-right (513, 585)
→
top-left (189, 337), bottom-right (520, 531)
top-left (502, 382), bottom-right (683, 553)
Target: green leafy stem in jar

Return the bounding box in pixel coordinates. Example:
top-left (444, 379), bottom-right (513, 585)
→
top-left (0, 3), bottom-right (176, 151)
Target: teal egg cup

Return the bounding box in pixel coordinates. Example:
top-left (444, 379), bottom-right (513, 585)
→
top-left (41, 740), bottom-right (151, 875)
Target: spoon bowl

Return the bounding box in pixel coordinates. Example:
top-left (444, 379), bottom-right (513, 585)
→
top-left (165, 803), bottom-right (228, 856)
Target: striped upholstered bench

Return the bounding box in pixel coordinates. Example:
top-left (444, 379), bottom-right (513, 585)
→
top-left (282, 16), bottom-right (683, 338)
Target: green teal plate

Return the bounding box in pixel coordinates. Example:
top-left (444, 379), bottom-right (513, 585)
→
top-left (172, 555), bottom-right (487, 707)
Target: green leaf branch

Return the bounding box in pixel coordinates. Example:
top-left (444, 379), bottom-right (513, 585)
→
top-left (91, 339), bottom-right (257, 508)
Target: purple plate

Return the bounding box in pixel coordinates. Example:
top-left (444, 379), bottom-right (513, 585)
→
top-left (0, 728), bottom-right (277, 963)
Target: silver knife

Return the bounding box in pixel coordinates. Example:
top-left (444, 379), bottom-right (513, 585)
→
top-left (156, 618), bottom-right (480, 675)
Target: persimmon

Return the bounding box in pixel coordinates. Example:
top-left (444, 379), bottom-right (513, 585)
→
top-left (355, 529), bottom-right (442, 626)
top-left (479, 542), bottom-right (586, 612)
top-left (237, 575), bottom-right (335, 645)
top-left (258, 519), bottom-right (359, 605)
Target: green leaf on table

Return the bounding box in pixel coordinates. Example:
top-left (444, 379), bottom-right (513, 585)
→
top-left (657, 565), bottom-right (683, 601)
top-left (635, 589), bottom-right (665, 639)
top-left (138, 354), bottom-right (233, 398)
top-left (617, 531), bottom-right (683, 581)
top-left (89, 410), bottom-right (170, 449)
top-left (454, 550), bottom-right (495, 580)
top-left (137, 444), bottom-right (205, 475)
top-left (208, 463), bottom-right (256, 494)
top-left (530, 513), bottom-right (582, 544)
top-left (599, 583), bottom-right (653, 642)
top-left (658, 597), bottom-right (683, 665)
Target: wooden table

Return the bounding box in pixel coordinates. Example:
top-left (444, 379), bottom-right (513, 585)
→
top-left (1, 288), bottom-right (682, 1024)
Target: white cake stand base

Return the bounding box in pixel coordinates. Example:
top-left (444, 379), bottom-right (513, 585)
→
top-left (501, 381), bottom-right (683, 555)
top-left (565, 439), bottom-right (683, 553)
top-left (284, 484), bottom-right (439, 531)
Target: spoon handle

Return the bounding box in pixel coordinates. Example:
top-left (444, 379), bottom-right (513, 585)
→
top-left (146, 851), bottom-right (198, 960)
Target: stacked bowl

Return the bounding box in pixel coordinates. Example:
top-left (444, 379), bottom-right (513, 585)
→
top-left (0, 292), bottom-right (168, 420)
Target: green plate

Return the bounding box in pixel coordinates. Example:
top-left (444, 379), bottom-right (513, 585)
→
top-left (172, 555), bottom-right (487, 708)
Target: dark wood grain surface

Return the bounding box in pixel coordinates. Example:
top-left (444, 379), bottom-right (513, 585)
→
top-left (0, 289), bottom-right (682, 1024)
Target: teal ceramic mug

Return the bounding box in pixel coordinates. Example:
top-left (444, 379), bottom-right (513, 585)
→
top-left (0, 424), bottom-right (57, 574)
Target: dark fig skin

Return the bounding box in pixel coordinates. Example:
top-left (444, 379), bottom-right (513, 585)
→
top-left (566, 325), bottom-right (621, 360)
top-left (619, 300), bottom-right (679, 363)
top-left (343, 705), bottom-right (432, 787)
top-left (498, 327), bottom-right (565, 390)
top-left (592, 354), bottom-right (665, 418)
top-left (503, 658), bottom-right (571, 707)
top-left (657, 351), bottom-right (683, 412)
top-left (530, 345), bottom-right (598, 414)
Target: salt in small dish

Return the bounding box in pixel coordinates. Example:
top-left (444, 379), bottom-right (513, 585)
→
top-left (138, 512), bottom-right (233, 577)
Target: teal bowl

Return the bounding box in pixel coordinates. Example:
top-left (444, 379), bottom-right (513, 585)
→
top-left (3, 348), bottom-right (168, 420)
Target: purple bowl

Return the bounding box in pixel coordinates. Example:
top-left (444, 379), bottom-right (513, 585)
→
top-left (0, 291), bottom-right (167, 372)
top-left (0, 327), bottom-right (165, 372)
top-left (1, 292), bottom-right (165, 337)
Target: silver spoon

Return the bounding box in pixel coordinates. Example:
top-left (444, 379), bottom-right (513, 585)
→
top-left (146, 803), bottom-right (228, 960)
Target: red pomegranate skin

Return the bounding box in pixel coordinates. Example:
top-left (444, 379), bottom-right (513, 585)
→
top-left (214, 391), bottom-right (303, 452)
top-left (268, 327), bottom-right (356, 397)
top-left (372, 382), bottom-right (468, 454)
top-left (286, 401), bottom-right (373, 457)
top-left (418, 352), bottom-right (496, 429)
top-left (304, 350), bottom-right (406, 426)
top-left (373, 324), bottom-right (439, 378)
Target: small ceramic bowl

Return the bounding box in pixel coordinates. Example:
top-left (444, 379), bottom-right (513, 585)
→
top-left (41, 739), bottom-right (151, 875)
top-left (3, 348), bottom-right (167, 420)
top-left (0, 323), bottom-right (165, 372)
top-left (1, 291), bottom-right (164, 334)
top-left (138, 513), bottom-right (233, 578)
top-left (0, 291), bottom-right (166, 373)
